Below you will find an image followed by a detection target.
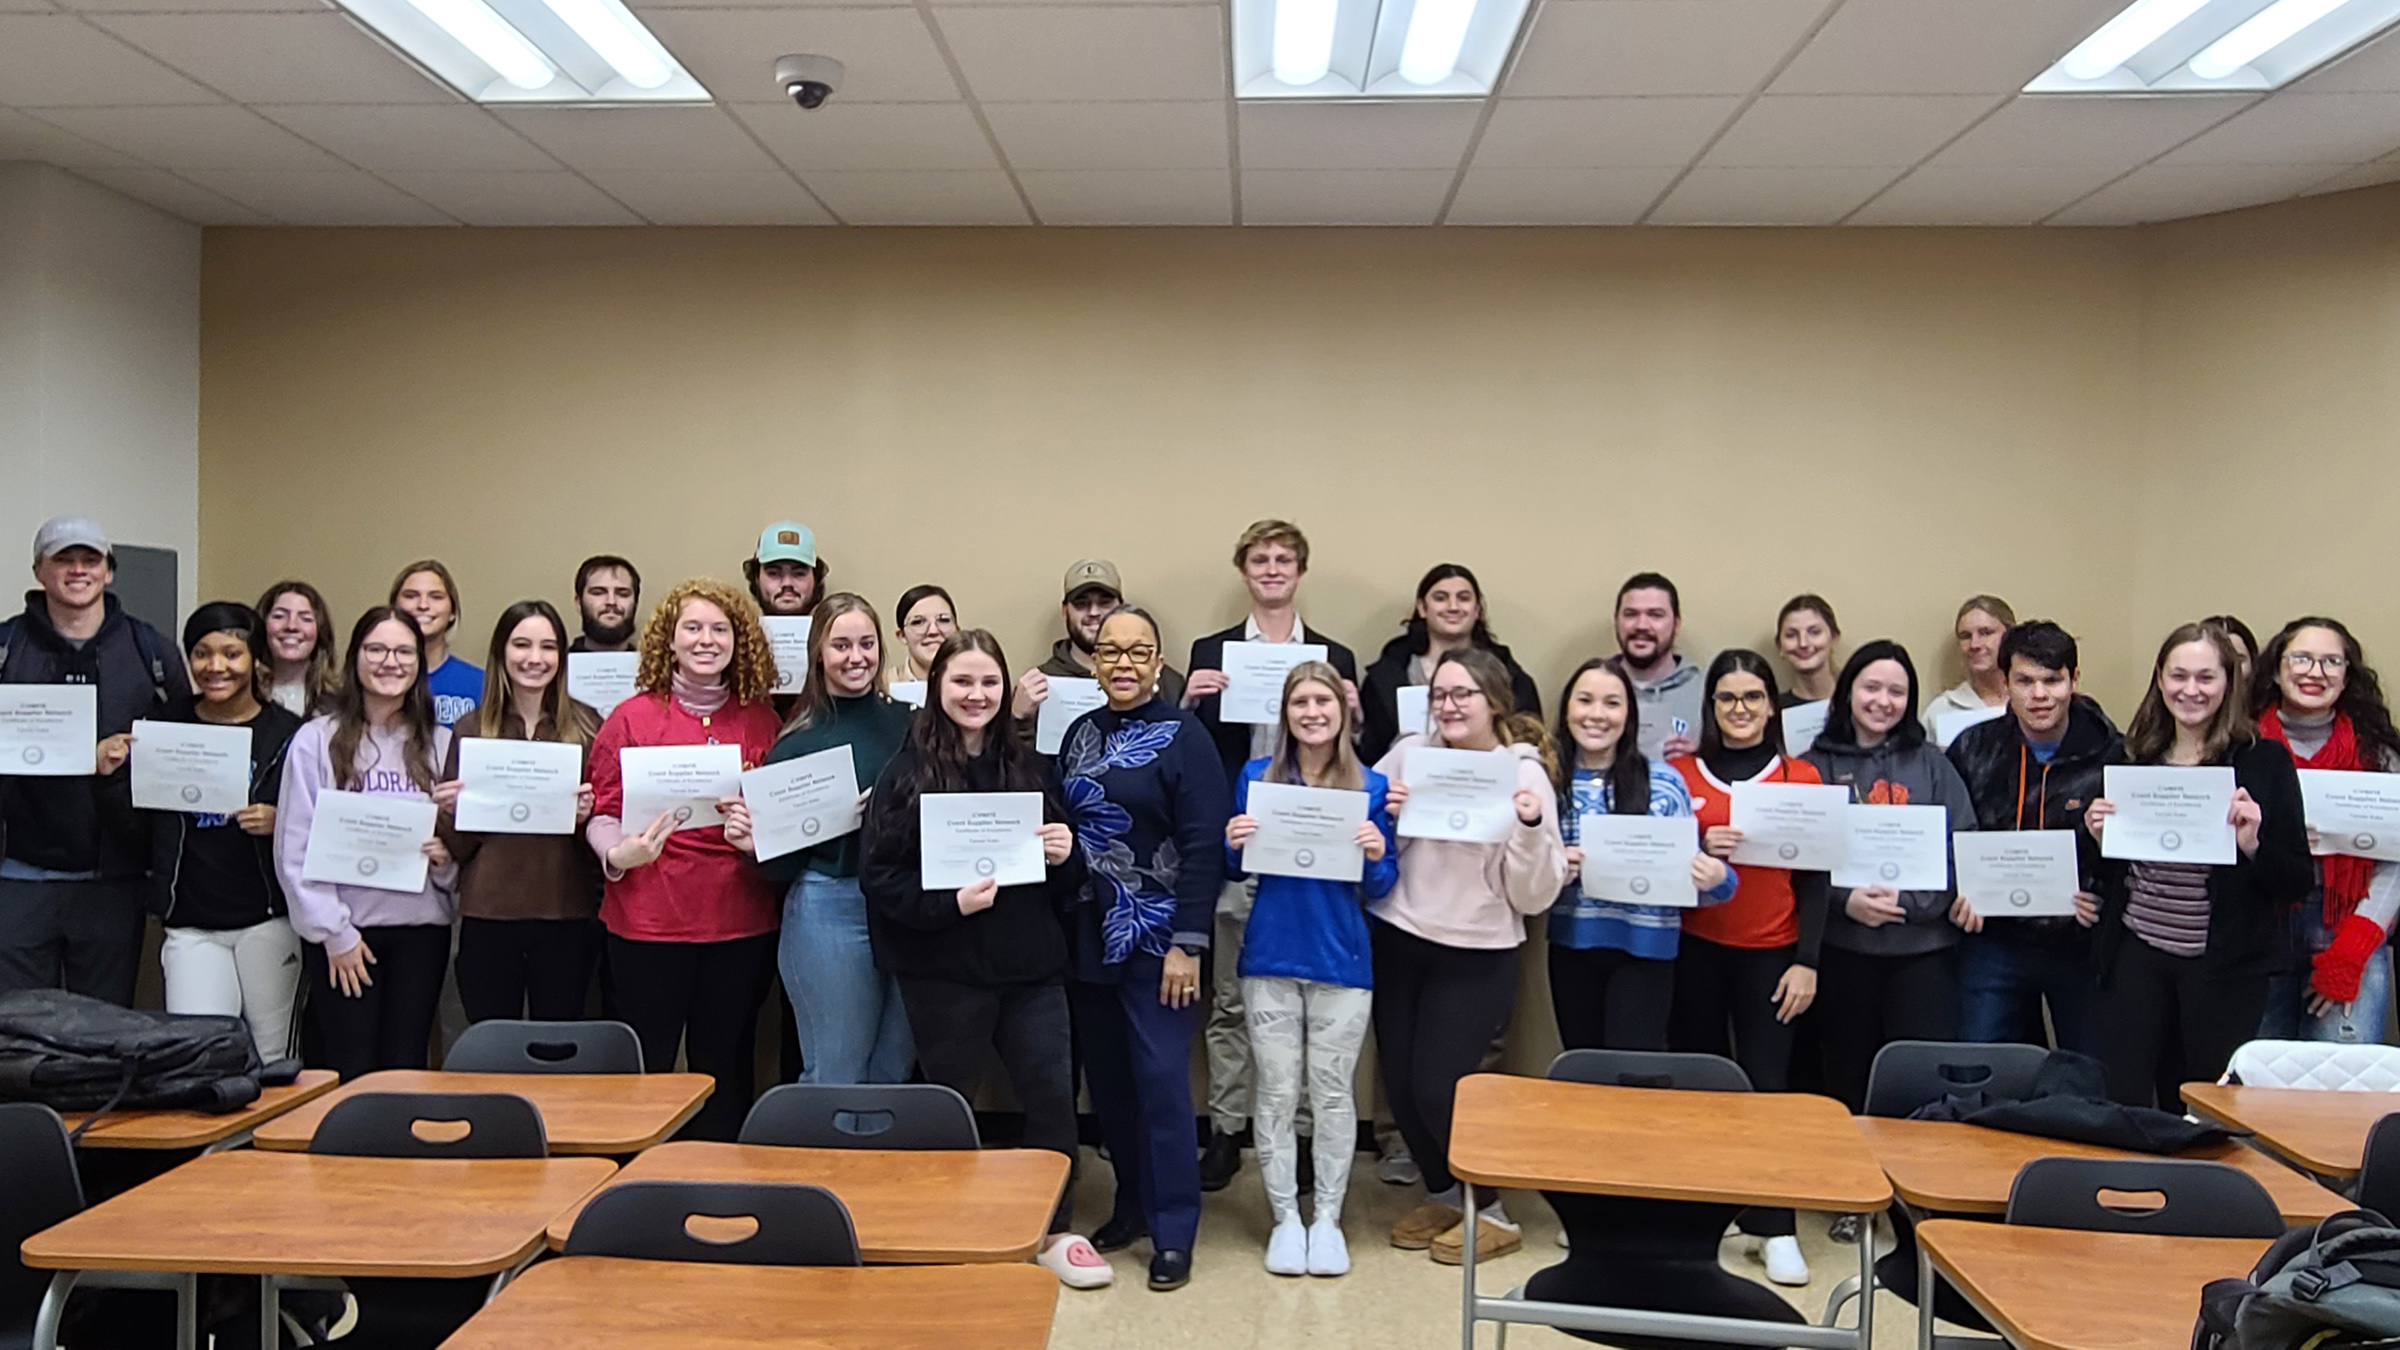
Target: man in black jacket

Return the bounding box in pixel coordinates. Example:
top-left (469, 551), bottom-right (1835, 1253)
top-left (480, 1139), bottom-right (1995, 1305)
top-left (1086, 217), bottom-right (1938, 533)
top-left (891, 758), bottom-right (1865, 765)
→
top-left (1945, 620), bottom-right (2117, 1055)
top-left (1180, 520), bottom-right (1357, 1192)
top-left (0, 517), bottom-right (187, 1003)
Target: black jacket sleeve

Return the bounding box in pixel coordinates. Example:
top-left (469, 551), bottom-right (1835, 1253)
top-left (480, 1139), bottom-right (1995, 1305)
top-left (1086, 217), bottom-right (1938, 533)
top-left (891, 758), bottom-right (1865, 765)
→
top-left (1793, 871), bottom-right (1831, 968)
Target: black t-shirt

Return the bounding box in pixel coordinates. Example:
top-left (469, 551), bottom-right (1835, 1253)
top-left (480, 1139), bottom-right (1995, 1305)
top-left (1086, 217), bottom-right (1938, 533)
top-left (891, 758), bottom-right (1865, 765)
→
top-left (166, 702), bottom-right (300, 930)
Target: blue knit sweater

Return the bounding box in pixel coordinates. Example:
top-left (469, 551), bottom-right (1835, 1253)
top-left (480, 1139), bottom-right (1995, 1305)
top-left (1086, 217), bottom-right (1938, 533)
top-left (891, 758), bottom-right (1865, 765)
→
top-left (1548, 762), bottom-right (1736, 959)
top-left (1057, 696), bottom-right (1230, 982)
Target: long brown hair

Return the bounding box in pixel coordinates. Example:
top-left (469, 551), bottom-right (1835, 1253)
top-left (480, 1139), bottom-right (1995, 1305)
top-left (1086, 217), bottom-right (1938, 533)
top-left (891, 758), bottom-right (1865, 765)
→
top-left (255, 579), bottom-right (340, 711)
top-left (783, 592), bottom-right (890, 734)
top-left (2254, 617), bottom-right (2400, 770)
top-left (1550, 657), bottom-right (1650, 811)
top-left (634, 578), bottom-right (776, 706)
top-left (1265, 660), bottom-right (1364, 791)
top-left (1431, 647), bottom-right (1556, 781)
top-left (899, 630), bottom-right (1045, 796)
top-left (2125, 623), bottom-right (2254, 764)
top-left (473, 599), bottom-right (598, 747)
top-left (328, 607), bottom-right (440, 795)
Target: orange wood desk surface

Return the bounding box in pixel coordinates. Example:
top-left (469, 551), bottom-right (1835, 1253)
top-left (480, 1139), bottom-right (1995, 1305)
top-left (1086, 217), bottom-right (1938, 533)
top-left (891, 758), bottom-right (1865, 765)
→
top-left (542, 1142), bottom-right (1070, 1262)
top-left (2181, 1081), bottom-right (2400, 1181)
top-left (58, 1069), bottom-right (339, 1149)
top-left (1445, 1073), bottom-right (1891, 1212)
top-left (252, 1069), bottom-right (711, 1155)
top-left (1855, 1115), bottom-right (2348, 1223)
top-left (1918, 1220), bottom-right (2268, 1350)
top-left (22, 1150), bottom-right (617, 1278)
top-left (440, 1257), bottom-right (1059, 1349)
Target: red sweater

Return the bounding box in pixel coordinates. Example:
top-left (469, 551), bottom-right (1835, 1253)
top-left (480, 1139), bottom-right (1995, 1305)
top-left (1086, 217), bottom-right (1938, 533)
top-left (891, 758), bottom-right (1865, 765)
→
top-left (589, 691), bottom-right (783, 944)
top-left (1672, 754), bottom-right (1824, 952)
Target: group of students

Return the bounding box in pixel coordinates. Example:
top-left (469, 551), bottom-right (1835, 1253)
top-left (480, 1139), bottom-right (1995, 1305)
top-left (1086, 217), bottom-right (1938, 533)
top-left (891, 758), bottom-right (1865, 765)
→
top-left (0, 512), bottom-right (2384, 1295)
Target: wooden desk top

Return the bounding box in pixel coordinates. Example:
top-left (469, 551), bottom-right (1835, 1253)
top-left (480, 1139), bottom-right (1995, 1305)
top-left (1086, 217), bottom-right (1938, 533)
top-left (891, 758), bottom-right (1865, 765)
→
top-left (440, 1256), bottom-right (1059, 1349)
top-left (1446, 1074), bottom-right (1892, 1212)
top-left (542, 1142), bottom-right (1070, 1263)
top-left (1856, 1116), bottom-right (2348, 1223)
top-left (1918, 1220), bottom-right (2267, 1350)
top-left (22, 1150), bottom-right (616, 1278)
top-left (59, 1069), bottom-right (340, 1150)
top-left (252, 1069), bottom-right (712, 1156)
top-left (2182, 1082), bottom-right (2400, 1180)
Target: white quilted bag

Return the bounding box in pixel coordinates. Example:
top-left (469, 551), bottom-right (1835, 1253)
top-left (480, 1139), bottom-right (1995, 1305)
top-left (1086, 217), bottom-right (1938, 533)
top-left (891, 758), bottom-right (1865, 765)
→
top-left (2226, 1039), bottom-right (2400, 1090)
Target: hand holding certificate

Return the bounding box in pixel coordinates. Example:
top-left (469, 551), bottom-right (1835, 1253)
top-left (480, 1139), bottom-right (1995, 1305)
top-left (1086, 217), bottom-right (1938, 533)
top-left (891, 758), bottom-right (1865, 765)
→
top-left (566, 652), bottom-right (638, 716)
top-left (763, 617), bottom-right (813, 696)
top-left (300, 790), bottom-right (437, 894)
top-left (1727, 781), bottom-right (1851, 870)
top-left (454, 739), bottom-right (583, 835)
top-left (130, 719), bottom-right (250, 813)
top-left (1241, 781), bottom-right (1368, 883)
top-left (920, 792), bottom-right (1047, 888)
top-left (2299, 769), bottom-right (2400, 862)
top-left (1219, 641), bottom-right (1328, 725)
top-left (2099, 765), bottom-right (2238, 865)
top-left (1035, 677), bottom-right (1108, 755)
top-left (0, 685), bottom-right (97, 777)
top-left (1396, 746), bottom-right (1520, 843)
top-left (1579, 814), bottom-right (1700, 907)
top-left (1831, 804), bottom-right (1949, 890)
top-left (1951, 830), bottom-right (2082, 918)
top-left (743, 746), bottom-right (862, 863)
top-left (621, 744), bottom-right (744, 834)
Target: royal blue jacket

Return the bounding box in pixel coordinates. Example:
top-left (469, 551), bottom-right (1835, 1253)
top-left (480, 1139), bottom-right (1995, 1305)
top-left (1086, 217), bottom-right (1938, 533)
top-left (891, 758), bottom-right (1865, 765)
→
top-left (1227, 758), bottom-right (1397, 989)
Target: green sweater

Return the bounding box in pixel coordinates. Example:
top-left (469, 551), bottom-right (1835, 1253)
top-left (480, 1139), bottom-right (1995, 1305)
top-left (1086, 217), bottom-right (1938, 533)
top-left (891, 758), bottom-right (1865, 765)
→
top-left (758, 693), bottom-right (914, 882)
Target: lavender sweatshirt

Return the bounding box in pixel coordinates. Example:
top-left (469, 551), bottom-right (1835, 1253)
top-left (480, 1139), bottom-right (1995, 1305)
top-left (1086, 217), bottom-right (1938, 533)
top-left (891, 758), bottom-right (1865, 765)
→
top-left (275, 715), bottom-right (456, 956)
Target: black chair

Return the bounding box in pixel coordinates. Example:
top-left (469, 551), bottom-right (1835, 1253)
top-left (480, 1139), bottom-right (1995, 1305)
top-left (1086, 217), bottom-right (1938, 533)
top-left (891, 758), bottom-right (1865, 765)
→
top-left (309, 1092), bottom-right (548, 1160)
top-left (1864, 1040), bottom-right (2048, 1119)
top-left (2, 1104), bottom-right (83, 1350)
top-left (2005, 1158), bottom-right (2286, 1238)
top-left (2355, 1111), bottom-right (2400, 1218)
top-left (1546, 1049), bottom-right (1753, 1093)
top-left (563, 1182), bottom-right (862, 1267)
top-left (738, 1084), bottom-right (979, 1150)
top-left (443, 1020), bottom-right (644, 1075)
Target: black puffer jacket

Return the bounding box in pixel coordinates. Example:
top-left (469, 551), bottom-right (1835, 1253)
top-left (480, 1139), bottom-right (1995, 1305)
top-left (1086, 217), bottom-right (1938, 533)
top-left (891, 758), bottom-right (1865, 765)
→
top-left (1358, 631), bottom-right (1542, 766)
top-left (1945, 697), bottom-right (2119, 949)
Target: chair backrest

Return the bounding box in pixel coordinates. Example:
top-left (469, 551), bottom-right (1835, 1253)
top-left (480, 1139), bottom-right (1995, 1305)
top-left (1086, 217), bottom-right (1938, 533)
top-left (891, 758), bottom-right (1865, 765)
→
top-left (309, 1091), bottom-right (548, 1158)
top-left (444, 1020), bottom-right (644, 1075)
top-left (563, 1181), bottom-right (862, 1266)
top-left (0, 1104), bottom-right (84, 1330)
top-left (737, 1083), bottom-right (980, 1150)
top-left (2005, 1157), bottom-right (2285, 1238)
top-left (2357, 1112), bottom-right (2400, 1219)
top-left (2225, 1040), bottom-right (2400, 1091)
top-left (1547, 1049), bottom-right (1753, 1093)
top-left (1864, 1040), bottom-right (2049, 1118)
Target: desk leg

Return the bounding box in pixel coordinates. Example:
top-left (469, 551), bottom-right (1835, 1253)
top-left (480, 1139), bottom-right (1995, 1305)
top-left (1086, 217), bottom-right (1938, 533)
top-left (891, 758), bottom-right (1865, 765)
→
top-left (175, 1271), bottom-right (198, 1350)
top-left (260, 1276), bottom-right (281, 1350)
top-left (1853, 1215), bottom-right (1874, 1350)
top-left (32, 1272), bottom-right (74, 1350)
top-left (1917, 1237), bottom-right (1936, 1350)
top-left (1460, 1180), bottom-right (1479, 1350)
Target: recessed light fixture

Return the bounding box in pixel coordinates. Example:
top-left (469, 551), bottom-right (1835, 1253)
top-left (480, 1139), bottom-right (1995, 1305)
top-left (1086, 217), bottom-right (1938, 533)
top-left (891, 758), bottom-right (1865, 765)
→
top-left (334, 0), bottom-right (706, 102)
top-left (2028, 0), bottom-right (2400, 92)
top-left (1233, 0), bottom-right (1536, 99)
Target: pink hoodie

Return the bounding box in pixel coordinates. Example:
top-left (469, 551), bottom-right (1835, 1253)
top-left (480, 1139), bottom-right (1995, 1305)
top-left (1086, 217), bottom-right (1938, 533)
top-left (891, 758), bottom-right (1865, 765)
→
top-left (1369, 736), bottom-right (1569, 950)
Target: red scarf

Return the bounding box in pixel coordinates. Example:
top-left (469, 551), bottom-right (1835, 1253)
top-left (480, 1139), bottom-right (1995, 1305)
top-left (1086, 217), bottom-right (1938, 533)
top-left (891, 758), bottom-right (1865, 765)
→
top-left (2259, 707), bottom-right (2374, 924)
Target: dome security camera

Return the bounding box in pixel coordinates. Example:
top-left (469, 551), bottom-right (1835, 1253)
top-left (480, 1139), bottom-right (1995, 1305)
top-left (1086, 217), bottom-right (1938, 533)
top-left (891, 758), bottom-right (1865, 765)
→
top-left (774, 54), bottom-right (844, 109)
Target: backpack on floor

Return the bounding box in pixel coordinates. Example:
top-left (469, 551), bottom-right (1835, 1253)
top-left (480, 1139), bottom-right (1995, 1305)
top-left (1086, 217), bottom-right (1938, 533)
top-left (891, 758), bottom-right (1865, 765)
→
top-left (0, 989), bottom-right (279, 1137)
top-left (2195, 1210), bottom-right (2400, 1350)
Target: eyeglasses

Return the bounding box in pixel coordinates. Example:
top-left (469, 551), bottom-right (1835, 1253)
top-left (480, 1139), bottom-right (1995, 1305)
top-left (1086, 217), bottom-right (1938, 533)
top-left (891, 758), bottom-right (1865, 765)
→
top-left (1712, 690), bottom-right (1770, 710)
top-left (904, 614), bottom-right (956, 634)
top-left (2286, 652), bottom-right (2350, 676)
top-left (359, 644), bottom-right (414, 667)
top-left (1092, 645), bottom-right (1158, 666)
top-left (1428, 687), bottom-right (1483, 708)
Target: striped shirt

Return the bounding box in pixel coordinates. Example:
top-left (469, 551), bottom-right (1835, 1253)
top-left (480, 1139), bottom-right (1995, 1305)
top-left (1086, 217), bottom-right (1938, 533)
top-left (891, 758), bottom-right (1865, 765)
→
top-left (2125, 860), bottom-right (2213, 957)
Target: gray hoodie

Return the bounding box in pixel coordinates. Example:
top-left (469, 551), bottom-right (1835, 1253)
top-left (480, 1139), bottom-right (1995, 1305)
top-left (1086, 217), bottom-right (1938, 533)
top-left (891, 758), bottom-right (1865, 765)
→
top-left (1630, 655), bottom-right (1705, 760)
top-left (1803, 734), bottom-right (1977, 957)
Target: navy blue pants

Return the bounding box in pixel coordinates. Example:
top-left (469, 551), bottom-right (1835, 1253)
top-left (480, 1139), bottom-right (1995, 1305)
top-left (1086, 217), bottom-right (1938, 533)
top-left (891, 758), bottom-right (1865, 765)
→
top-left (1070, 953), bottom-right (1204, 1252)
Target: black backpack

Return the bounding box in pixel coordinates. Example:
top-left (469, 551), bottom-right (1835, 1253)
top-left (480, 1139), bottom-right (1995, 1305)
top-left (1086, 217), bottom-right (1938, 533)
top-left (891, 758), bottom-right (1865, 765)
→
top-left (0, 989), bottom-right (289, 1138)
top-left (2195, 1210), bottom-right (2400, 1350)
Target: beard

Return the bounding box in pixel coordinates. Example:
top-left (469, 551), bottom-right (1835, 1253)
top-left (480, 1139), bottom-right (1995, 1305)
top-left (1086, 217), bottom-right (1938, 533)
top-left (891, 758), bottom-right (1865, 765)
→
top-left (583, 614), bottom-right (636, 647)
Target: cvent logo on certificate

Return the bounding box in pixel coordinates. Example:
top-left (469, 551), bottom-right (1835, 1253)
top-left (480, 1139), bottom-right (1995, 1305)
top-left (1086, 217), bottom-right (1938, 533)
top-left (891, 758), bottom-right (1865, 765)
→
top-left (2099, 765), bottom-right (2237, 865)
top-left (1242, 781), bottom-right (1369, 883)
top-left (2299, 769), bottom-right (2400, 863)
top-left (566, 652), bottom-right (639, 717)
top-left (1397, 746), bottom-right (1518, 844)
top-left (301, 790), bottom-right (437, 894)
top-left (763, 617), bottom-right (813, 695)
top-left (741, 745), bottom-right (862, 863)
top-left (130, 719), bottom-right (251, 814)
top-left (621, 744), bottom-right (744, 834)
top-left (0, 685), bottom-right (99, 777)
top-left (919, 791), bottom-right (1046, 889)
top-left (455, 739), bottom-right (583, 835)
top-left (1220, 641), bottom-right (1328, 725)
top-left (1727, 781), bottom-right (1851, 871)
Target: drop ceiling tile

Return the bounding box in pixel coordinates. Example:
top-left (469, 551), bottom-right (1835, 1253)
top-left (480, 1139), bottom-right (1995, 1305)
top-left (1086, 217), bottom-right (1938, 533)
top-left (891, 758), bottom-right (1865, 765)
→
top-left (2158, 93), bottom-right (2400, 166)
top-left (1239, 168), bottom-right (1452, 224)
top-left (729, 101), bottom-right (997, 171)
top-left (380, 170), bottom-right (639, 224)
top-left (1702, 94), bottom-right (1998, 167)
top-left (635, 7), bottom-right (958, 103)
top-left (1019, 168), bottom-right (1230, 222)
top-left (0, 107), bottom-right (141, 167)
top-left (182, 167), bottom-right (452, 223)
top-left (802, 169), bottom-right (1028, 223)
top-left (1472, 96), bottom-right (1737, 168)
top-left (75, 167), bottom-right (270, 221)
top-left (494, 106), bottom-right (775, 172)
top-left (0, 14), bottom-right (220, 105)
top-left (580, 168), bottom-right (834, 223)
top-left (2047, 162), bottom-right (2350, 224)
top-left (33, 105), bottom-right (342, 168)
top-left (254, 105), bottom-right (557, 172)
top-left (1238, 101), bottom-right (1480, 170)
top-left (1505, 0), bottom-right (1830, 97)
top-left (982, 99), bottom-right (1226, 169)
top-left (2298, 30), bottom-right (2400, 91)
top-left (1646, 164), bottom-right (1894, 222)
top-left (1847, 164), bottom-right (2123, 224)
top-left (1932, 95), bottom-right (2252, 168)
top-left (88, 13), bottom-right (451, 103)
top-left (2300, 160), bottom-right (2400, 196)
top-left (935, 6), bottom-right (1224, 102)
top-left (58, 0), bottom-right (318, 13)
top-left (1446, 165), bottom-right (1678, 222)
top-left (1771, 0), bottom-right (2126, 95)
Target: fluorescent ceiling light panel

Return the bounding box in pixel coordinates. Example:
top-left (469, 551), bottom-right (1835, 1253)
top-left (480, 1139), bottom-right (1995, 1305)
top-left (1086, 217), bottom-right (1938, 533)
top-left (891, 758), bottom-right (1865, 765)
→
top-left (1233, 0), bottom-right (1535, 98)
top-left (333, 0), bottom-right (707, 102)
top-left (2028, 0), bottom-right (2400, 92)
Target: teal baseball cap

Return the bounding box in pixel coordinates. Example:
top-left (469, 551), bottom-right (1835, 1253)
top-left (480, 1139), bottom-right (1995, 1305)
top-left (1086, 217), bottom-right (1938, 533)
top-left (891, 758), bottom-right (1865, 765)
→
top-left (754, 521), bottom-right (817, 567)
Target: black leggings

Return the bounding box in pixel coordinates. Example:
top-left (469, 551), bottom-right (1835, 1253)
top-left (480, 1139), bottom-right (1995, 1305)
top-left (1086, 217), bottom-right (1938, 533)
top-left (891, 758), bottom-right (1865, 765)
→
top-left (454, 917), bottom-right (601, 1023)
top-left (305, 924), bottom-right (451, 1082)
top-left (1669, 935), bottom-right (1800, 1237)
top-left (607, 932), bottom-right (779, 1141)
top-left (1813, 943), bottom-right (1959, 1113)
top-left (900, 977), bottom-right (1078, 1233)
top-left (2098, 934), bottom-right (2270, 1109)
top-left (1370, 918), bottom-right (1519, 1197)
top-left (1548, 944), bottom-right (1674, 1052)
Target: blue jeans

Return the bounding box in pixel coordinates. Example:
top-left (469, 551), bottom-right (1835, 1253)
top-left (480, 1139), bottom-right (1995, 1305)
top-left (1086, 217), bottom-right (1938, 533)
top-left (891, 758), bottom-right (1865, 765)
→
top-left (1957, 931), bottom-right (2099, 1054)
top-left (2261, 904), bottom-right (2394, 1045)
top-left (779, 872), bottom-right (914, 1085)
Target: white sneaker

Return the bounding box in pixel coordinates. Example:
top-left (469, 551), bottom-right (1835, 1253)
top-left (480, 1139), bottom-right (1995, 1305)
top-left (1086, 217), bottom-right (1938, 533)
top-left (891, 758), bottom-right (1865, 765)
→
top-left (1377, 1143), bottom-right (1420, 1186)
top-left (1762, 1234), bottom-right (1810, 1287)
top-left (1037, 1234), bottom-right (1116, 1290)
top-left (1266, 1218), bottom-right (1309, 1276)
top-left (1305, 1219), bottom-right (1350, 1276)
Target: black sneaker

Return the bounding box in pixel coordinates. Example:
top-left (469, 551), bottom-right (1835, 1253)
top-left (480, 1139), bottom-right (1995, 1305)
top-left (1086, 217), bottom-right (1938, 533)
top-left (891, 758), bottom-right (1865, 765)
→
top-left (1199, 1129), bottom-right (1241, 1193)
top-left (1092, 1216), bottom-right (1148, 1253)
top-left (1148, 1248), bottom-right (1193, 1291)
